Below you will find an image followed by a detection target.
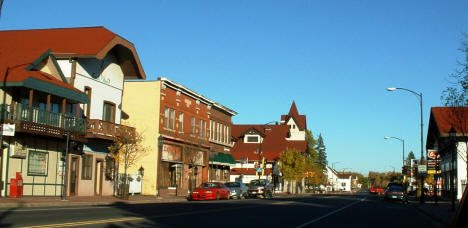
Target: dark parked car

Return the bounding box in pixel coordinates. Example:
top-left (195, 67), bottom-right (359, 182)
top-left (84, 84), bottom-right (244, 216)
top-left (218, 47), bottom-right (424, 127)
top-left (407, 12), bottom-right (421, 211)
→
top-left (248, 179), bottom-right (273, 199)
top-left (384, 183), bottom-right (407, 203)
top-left (224, 182), bottom-right (248, 199)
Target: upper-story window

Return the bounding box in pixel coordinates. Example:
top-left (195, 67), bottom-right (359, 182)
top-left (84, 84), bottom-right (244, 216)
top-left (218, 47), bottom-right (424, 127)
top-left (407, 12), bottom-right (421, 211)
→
top-left (246, 136), bottom-right (259, 143)
top-left (83, 87), bottom-right (92, 118)
top-left (190, 117), bottom-right (195, 135)
top-left (178, 112), bottom-right (184, 132)
top-left (103, 101), bottom-right (115, 123)
top-left (198, 119), bottom-right (206, 138)
top-left (164, 107), bottom-right (175, 130)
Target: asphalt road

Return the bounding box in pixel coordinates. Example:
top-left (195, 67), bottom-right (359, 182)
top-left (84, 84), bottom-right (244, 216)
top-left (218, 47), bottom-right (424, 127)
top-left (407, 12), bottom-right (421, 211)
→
top-left (0, 193), bottom-right (445, 228)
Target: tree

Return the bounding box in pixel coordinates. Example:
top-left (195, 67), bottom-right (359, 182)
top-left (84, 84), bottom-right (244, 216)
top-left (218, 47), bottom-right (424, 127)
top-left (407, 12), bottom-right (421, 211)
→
top-left (441, 33), bottom-right (468, 107)
top-left (108, 126), bottom-right (147, 199)
top-left (405, 151), bottom-right (416, 166)
top-left (279, 148), bottom-right (307, 193)
top-left (305, 130), bottom-right (326, 188)
top-left (316, 134), bottom-right (328, 170)
top-left (441, 33), bottom-right (468, 185)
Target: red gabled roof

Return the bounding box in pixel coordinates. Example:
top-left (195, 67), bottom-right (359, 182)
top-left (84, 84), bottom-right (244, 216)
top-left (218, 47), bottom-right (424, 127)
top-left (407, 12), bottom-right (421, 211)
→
top-left (0, 65), bottom-right (82, 93)
top-left (281, 101), bottom-right (307, 130)
top-left (0, 26), bottom-right (145, 79)
top-left (430, 107), bottom-right (468, 134)
top-left (230, 124), bottom-right (307, 162)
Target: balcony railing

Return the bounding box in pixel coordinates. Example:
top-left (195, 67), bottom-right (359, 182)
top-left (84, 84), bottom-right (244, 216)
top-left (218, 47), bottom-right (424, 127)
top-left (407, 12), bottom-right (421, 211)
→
top-left (0, 103), bottom-right (87, 137)
top-left (87, 119), bottom-right (134, 140)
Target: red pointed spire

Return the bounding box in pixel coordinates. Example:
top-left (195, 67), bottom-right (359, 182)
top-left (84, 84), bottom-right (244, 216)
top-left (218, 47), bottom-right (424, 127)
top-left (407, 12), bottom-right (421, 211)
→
top-left (288, 101), bottom-right (299, 116)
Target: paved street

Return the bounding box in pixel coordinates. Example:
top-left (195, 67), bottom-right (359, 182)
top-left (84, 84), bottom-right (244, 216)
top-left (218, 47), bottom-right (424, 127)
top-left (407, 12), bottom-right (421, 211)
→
top-left (0, 193), bottom-right (445, 228)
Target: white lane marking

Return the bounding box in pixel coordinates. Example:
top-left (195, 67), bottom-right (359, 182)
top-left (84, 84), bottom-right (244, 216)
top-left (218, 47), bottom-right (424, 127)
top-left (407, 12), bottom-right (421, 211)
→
top-left (295, 197), bottom-right (367, 228)
top-left (0, 206), bottom-right (112, 212)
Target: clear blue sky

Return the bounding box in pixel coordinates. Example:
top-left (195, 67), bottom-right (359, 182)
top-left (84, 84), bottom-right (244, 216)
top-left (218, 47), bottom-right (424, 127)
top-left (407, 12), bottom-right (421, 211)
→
top-left (1, 1), bottom-right (467, 175)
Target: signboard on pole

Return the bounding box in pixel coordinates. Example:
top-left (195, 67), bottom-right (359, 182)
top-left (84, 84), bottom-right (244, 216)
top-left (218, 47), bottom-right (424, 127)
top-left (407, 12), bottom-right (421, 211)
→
top-left (1, 123), bottom-right (15, 136)
top-left (418, 165), bottom-right (427, 173)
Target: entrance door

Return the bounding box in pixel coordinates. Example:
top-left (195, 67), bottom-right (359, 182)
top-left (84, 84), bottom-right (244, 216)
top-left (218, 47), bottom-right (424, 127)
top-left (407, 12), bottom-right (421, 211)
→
top-left (69, 157), bottom-right (78, 196)
top-left (95, 160), bottom-right (103, 196)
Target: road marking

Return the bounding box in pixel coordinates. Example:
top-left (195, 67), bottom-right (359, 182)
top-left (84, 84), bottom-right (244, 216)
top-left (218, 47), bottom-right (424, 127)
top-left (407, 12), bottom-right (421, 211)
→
top-left (3, 206), bottom-right (112, 212)
top-left (295, 197), bottom-right (367, 228)
top-left (19, 205), bottom-right (261, 227)
top-left (21, 217), bottom-right (144, 228)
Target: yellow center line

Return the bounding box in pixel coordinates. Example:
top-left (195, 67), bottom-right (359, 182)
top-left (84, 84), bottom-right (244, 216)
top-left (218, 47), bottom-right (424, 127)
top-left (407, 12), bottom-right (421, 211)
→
top-left (20, 216), bottom-right (144, 228)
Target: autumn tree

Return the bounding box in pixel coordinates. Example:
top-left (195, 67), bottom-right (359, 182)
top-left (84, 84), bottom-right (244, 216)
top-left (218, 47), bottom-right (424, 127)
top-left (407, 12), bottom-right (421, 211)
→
top-left (305, 130), bottom-right (326, 188)
top-left (279, 148), bottom-right (307, 193)
top-left (108, 126), bottom-right (147, 199)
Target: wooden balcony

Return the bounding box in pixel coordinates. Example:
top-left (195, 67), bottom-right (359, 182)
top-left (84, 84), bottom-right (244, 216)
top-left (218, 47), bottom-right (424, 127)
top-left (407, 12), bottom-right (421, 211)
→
top-left (0, 103), bottom-right (87, 142)
top-left (86, 119), bottom-right (134, 141)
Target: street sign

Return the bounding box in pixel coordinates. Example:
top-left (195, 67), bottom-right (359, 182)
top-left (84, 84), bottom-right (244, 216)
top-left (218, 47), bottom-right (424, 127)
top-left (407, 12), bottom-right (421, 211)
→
top-left (418, 165), bottom-right (427, 173)
top-left (1, 123), bottom-right (15, 136)
top-left (256, 167), bottom-right (262, 172)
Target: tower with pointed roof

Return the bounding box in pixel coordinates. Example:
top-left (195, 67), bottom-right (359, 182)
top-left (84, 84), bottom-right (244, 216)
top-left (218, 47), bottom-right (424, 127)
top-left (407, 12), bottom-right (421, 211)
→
top-left (281, 101), bottom-right (307, 141)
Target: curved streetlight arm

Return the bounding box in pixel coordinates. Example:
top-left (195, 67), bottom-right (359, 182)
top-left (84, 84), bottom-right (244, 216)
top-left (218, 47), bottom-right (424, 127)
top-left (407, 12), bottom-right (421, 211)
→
top-left (384, 136), bottom-right (406, 167)
top-left (387, 86), bottom-right (425, 203)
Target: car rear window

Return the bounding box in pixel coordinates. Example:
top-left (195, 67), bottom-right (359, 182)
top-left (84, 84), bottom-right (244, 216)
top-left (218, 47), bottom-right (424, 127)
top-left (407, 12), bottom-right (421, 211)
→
top-left (388, 185), bottom-right (403, 191)
top-left (225, 182), bottom-right (240, 187)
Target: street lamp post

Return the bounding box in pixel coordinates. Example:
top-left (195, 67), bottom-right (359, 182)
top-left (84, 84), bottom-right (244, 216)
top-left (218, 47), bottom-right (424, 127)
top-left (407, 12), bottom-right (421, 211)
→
top-left (384, 136), bottom-right (406, 189)
top-left (387, 87), bottom-right (425, 203)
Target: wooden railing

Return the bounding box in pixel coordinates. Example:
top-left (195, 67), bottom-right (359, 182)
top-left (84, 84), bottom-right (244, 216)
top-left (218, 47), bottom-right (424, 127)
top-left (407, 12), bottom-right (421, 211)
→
top-left (0, 103), bottom-right (87, 140)
top-left (87, 119), bottom-right (134, 140)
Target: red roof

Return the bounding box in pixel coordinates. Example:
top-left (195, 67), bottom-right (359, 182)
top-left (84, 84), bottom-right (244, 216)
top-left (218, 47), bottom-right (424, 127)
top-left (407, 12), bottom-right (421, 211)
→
top-left (0, 26), bottom-right (145, 82)
top-left (230, 124), bottom-right (307, 162)
top-left (430, 107), bottom-right (468, 135)
top-left (281, 101), bottom-right (307, 130)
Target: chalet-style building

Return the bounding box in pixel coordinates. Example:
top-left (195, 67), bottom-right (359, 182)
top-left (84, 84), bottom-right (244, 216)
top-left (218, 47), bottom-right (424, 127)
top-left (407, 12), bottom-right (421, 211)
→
top-left (122, 78), bottom-right (236, 197)
top-left (426, 107), bottom-right (468, 200)
top-left (0, 27), bottom-right (145, 197)
top-left (230, 101), bottom-right (307, 192)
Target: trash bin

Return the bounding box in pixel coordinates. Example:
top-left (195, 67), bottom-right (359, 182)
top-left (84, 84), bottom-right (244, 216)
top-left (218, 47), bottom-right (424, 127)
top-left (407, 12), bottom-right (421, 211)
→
top-left (9, 172), bottom-right (23, 198)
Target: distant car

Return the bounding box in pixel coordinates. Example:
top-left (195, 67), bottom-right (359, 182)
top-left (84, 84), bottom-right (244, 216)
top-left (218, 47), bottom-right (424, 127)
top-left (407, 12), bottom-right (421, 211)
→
top-left (384, 183), bottom-right (407, 203)
top-left (248, 179), bottom-right (273, 199)
top-left (369, 186), bottom-right (384, 195)
top-left (224, 182), bottom-right (248, 199)
top-left (190, 182), bottom-right (230, 201)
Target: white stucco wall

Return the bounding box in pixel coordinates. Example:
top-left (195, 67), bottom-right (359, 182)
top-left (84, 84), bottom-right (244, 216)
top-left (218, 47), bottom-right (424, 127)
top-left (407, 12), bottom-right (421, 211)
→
top-left (457, 142), bottom-right (467, 200)
top-left (337, 177), bottom-right (352, 192)
top-left (59, 53), bottom-right (125, 124)
top-left (286, 119), bottom-right (305, 140)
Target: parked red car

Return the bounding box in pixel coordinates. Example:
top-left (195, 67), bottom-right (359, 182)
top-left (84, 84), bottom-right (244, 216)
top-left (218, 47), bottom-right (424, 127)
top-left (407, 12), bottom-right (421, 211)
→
top-left (190, 182), bottom-right (230, 200)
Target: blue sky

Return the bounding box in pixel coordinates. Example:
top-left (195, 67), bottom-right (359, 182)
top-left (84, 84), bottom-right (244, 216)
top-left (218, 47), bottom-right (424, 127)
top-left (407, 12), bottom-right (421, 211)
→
top-left (1, 1), bottom-right (467, 175)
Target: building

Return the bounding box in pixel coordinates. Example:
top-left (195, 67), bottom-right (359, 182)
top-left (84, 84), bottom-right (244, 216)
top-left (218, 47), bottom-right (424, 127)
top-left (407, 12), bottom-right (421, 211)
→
top-left (122, 78), bottom-right (236, 197)
top-left (0, 31), bottom-right (89, 197)
top-left (230, 101), bottom-right (308, 193)
top-left (426, 107), bottom-right (468, 200)
top-left (0, 27), bottom-right (146, 197)
top-left (326, 166), bottom-right (339, 191)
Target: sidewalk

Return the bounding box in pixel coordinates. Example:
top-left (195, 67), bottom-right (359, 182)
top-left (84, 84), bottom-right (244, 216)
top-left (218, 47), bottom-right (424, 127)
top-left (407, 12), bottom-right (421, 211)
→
top-left (408, 196), bottom-right (457, 228)
top-left (0, 195), bottom-right (187, 208)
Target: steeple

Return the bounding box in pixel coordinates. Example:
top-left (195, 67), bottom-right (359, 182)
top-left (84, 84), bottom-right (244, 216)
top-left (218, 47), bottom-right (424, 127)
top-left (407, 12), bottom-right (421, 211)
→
top-left (288, 101), bottom-right (299, 116)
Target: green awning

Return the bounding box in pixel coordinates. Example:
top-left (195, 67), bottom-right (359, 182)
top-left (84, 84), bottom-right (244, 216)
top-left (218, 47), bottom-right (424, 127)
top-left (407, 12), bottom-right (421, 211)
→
top-left (210, 153), bottom-right (236, 165)
top-left (4, 77), bottom-right (89, 104)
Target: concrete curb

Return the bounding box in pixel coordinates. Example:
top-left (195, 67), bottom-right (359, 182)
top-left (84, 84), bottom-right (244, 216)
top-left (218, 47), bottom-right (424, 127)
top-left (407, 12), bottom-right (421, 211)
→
top-left (409, 203), bottom-right (450, 228)
top-left (0, 198), bottom-right (188, 208)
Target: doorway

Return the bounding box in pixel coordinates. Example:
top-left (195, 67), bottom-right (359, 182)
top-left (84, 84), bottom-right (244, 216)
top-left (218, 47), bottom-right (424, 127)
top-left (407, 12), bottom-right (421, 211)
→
top-left (69, 157), bottom-right (79, 196)
top-left (95, 160), bottom-right (103, 196)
